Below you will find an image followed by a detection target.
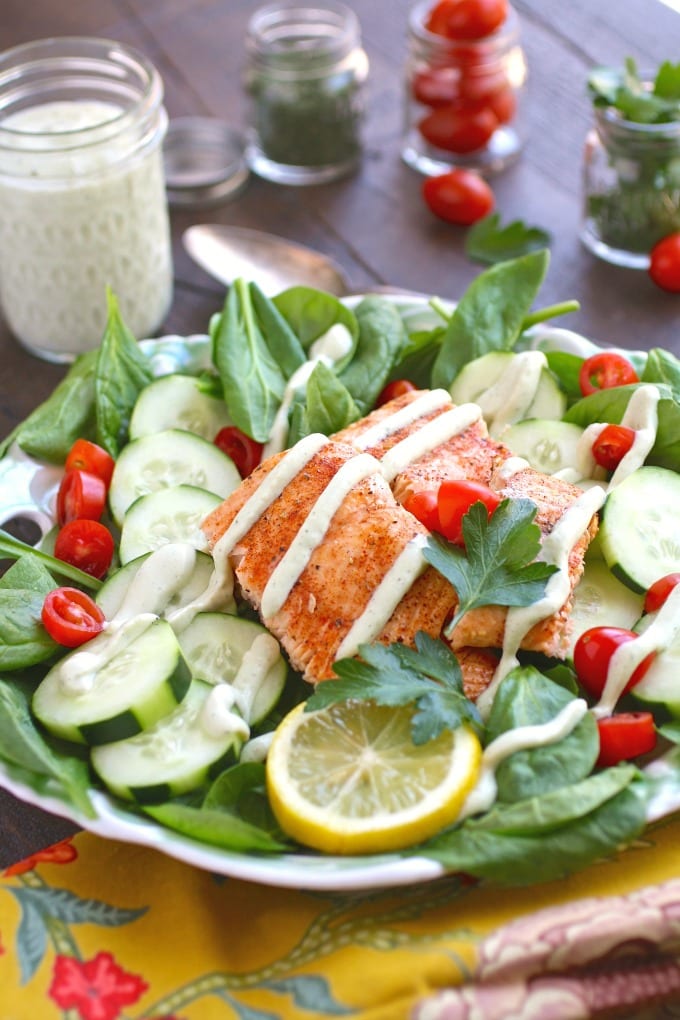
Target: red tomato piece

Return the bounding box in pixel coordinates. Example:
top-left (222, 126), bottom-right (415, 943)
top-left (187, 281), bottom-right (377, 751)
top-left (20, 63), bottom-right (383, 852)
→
top-left (423, 168), bottom-right (495, 225)
top-left (214, 426), bottom-right (263, 479)
top-left (596, 712), bottom-right (656, 768)
top-left (458, 67), bottom-right (509, 104)
top-left (573, 626), bottom-right (655, 699)
top-left (418, 102), bottom-right (498, 153)
top-left (578, 351), bottom-right (639, 397)
top-left (426, 0), bottom-right (508, 39)
top-left (56, 469), bottom-right (107, 526)
top-left (412, 66), bottom-right (461, 107)
top-left (649, 232), bottom-right (680, 293)
top-left (377, 379), bottom-right (418, 406)
top-left (426, 0), bottom-right (460, 35)
top-left (487, 85), bottom-right (516, 124)
top-left (64, 439), bottom-right (115, 488)
top-left (403, 489), bottom-right (441, 532)
top-left (591, 423), bottom-right (636, 471)
top-left (644, 572), bottom-right (680, 614)
top-left (41, 587), bottom-right (106, 648)
top-left (54, 520), bottom-right (115, 580)
top-left (437, 478), bottom-right (501, 546)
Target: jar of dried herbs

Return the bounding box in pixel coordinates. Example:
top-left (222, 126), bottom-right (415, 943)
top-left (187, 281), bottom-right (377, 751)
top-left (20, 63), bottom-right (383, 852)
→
top-left (245, 1), bottom-right (369, 185)
top-left (582, 59), bottom-right (680, 268)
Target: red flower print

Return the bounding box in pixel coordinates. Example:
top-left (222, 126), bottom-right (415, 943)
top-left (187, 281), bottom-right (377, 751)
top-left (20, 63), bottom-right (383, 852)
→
top-left (4, 837), bottom-right (78, 876)
top-left (49, 952), bottom-right (149, 1020)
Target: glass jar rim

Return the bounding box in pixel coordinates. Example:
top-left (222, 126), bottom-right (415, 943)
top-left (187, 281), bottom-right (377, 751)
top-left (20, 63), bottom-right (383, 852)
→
top-left (408, 0), bottom-right (520, 55)
top-left (246, 0), bottom-right (360, 72)
top-left (595, 104), bottom-right (680, 140)
top-left (0, 36), bottom-right (164, 152)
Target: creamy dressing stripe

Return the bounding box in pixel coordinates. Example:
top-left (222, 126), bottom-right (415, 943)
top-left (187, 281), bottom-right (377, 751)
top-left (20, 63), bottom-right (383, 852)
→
top-left (351, 388), bottom-right (452, 450)
top-left (380, 403), bottom-right (482, 482)
top-left (476, 350), bottom-right (547, 436)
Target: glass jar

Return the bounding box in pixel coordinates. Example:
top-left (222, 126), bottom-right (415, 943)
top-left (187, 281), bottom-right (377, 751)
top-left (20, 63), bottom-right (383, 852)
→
top-left (245, 1), bottom-right (369, 185)
top-left (581, 106), bottom-right (680, 269)
top-left (402, 0), bottom-right (527, 176)
top-left (0, 37), bottom-right (173, 363)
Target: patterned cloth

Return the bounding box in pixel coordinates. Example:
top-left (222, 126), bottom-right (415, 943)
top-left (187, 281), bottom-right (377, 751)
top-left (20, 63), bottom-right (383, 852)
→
top-left (1, 816), bottom-right (680, 1020)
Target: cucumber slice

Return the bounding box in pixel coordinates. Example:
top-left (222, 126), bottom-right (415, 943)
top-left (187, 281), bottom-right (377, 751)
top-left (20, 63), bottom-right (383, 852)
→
top-left (91, 679), bottom-right (244, 802)
top-left (632, 612), bottom-right (680, 716)
top-left (129, 374), bottom-right (232, 441)
top-left (33, 617), bottom-right (191, 746)
top-left (566, 559), bottom-right (644, 662)
top-left (178, 612), bottom-right (286, 725)
top-left (502, 419), bottom-right (584, 474)
top-left (119, 485), bottom-right (222, 565)
top-left (109, 428), bottom-right (240, 526)
top-left (599, 466), bottom-right (680, 592)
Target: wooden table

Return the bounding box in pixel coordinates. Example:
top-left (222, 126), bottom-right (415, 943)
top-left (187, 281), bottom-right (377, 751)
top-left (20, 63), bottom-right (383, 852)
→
top-left (0, 0), bottom-right (678, 866)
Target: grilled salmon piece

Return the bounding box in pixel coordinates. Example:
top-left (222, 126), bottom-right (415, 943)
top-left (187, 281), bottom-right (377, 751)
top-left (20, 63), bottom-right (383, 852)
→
top-left (456, 647), bottom-right (500, 702)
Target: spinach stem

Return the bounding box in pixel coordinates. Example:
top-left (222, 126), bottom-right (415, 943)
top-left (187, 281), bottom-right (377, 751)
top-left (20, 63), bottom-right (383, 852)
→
top-left (0, 529), bottom-right (102, 591)
top-left (521, 300), bottom-right (580, 331)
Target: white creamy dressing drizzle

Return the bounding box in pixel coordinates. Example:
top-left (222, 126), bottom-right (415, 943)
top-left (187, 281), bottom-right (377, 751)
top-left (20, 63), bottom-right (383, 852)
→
top-left (240, 731), bottom-right (275, 763)
top-left (200, 684), bottom-right (250, 741)
top-left (166, 548), bottom-right (235, 632)
top-left (351, 388), bottom-right (452, 450)
top-left (476, 351), bottom-right (547, 436)
top-left (58, 613), bottom-right (158, 695)
top-left (111, 544), bottom-right (199, 623)
top-left (263, 324), bottom-right (353, 457)
top-left (380, 403), bottom-right (482, 482)
top-left (476, 485), bottom-right (607, 719)
top-left (459, 699), bottom-right (589, 819)
top-left (199, 633), bottom-right (282, 740)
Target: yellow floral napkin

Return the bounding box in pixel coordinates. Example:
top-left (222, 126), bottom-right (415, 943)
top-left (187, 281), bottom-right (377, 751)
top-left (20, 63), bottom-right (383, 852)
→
top-left (2, 817), bottom-right (680, 1020)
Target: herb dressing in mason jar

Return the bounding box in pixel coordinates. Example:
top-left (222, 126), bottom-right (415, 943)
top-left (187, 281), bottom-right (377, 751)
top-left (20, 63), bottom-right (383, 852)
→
top-left (0, 37), bottom-right (173, 362)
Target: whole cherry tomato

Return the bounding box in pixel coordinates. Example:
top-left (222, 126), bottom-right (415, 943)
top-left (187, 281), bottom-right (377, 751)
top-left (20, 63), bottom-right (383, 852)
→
top-left (423, 169), bottom-right (495, 225)
top-left (644, 572), bottom-right (680, 614)
top-left (649, 232), bottom-right (680, 293)
top-left (56, 469), bottom-right (107, 526)
top-left (578, 351), bottom-right (639, 397)
top-left (426, 0), bottom-right (508, 39)
top-left (458, 67), bottom-right (509, 104)
top-left (591, 423), bottom-right (636, 471)
top-left (214, 426), bottom-right (263, 478)
top-left (437, 478), bottom-right (501, 546)
top-left (412, 66), bottom-right (461, 107)
top-left (41, 587), bottom-right (106, 648)
top-left (487, 85), bottom-right (516, 124)
top-left (54, 520), bottom-right (115, 580)
top-left (64, 439), bottom-right (115, 488)
top-left (596, 712), bottom-right (656, 768)
top-left (402, 489), bottom-right (441, 532)
top-left (426, 0), bottom-right (460, 35)
top-left (376, 379), bottom-right (418, 406)
top-left (418, 102), bottom-right (498, 153)
top-left (573, 626), bottom-right (655, 699)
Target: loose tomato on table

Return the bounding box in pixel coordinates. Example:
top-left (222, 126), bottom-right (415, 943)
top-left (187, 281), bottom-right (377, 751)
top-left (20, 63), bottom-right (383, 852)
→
top-left (214, 426), bottom-right (263, 479)
top-left (418, 102), bottom-right (498, 153)
top-left (573, 626), bottom-right (655, 699)
top-left (64, 438), bottom-right (115, 488)
top-left (423, 168), bottom-right (494, 224)
top-left (437, 478), bottom-right (501, 545)
top-left (578, 351), bottom-right (640, 397)
top-left (591, 423), bottom-right (636, 472)
top-left (649, 232), bottom-right (680, 293)
top-left (644, 572), bottom-right (680, 614)
top-left (402, 489), bottom-right (441, 532)
top-left (376, 379), bottom-right (418, 406)
top-left (54, 519), bottom-right (115, 580)
top-left (56, 468), bottom-right (107, 526)
top-left (41, 587), bottom-right (106, 648)
top-left (596, 712), bottom-right (657, 767)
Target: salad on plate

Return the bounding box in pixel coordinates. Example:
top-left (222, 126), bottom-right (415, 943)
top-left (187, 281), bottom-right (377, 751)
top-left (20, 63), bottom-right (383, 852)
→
top-left (1, 248), bottom-right (680, 891)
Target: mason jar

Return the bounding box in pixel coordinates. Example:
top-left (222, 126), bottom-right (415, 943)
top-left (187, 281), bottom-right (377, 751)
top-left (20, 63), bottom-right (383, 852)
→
top-left (245, 0), bottom-right (369, 185)
top-left (0, 37), bottom-right (173, 362)
top-left (581, 106), bottom-right (680, 269)
top-left (402, 0), bottom-right (528, 176)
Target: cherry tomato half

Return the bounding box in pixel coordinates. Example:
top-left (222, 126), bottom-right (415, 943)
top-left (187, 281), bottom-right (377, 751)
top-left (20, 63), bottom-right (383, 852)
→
top-left (64, 439), bottom-right (115, 488)
top-left (41, 587), bottom-right (106, 648)
top-left (644, 572), bottom-right (680, 614)
top-left (54, 520), bottom-right (115, 580)
top-left (377, 379), bottom-right (418, 406)
top-left (573, 626), bottom-right (655, 700)
top-left (418, 102), bottom-right (498, 153)
top-left (437, 478), bottom-right (501, 546)
top-left (596, 712), bottom-right (656, 768)
top-left (591, 423), bottom-right (636, 472)
top-left (214, 426), bottom-right (263, 479)
top-left (423, 168), bottom-right (495, 225)
top-left (578, 352), bottom-right (640, 397)
top-left (649, 232), bottom-right (680, 293)
top-left (426, 0), bottom-right (509, 40)
top-left (403, 489), bottom-right (441, 532)
top-left (56, 469), bottom-right (107, 526)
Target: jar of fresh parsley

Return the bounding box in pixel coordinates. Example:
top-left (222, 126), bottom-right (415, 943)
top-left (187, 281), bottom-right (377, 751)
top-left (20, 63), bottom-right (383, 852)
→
top-left (582, 58), bottom-right (680, 268)
top-left (244, 1), bottom-right (368, 185)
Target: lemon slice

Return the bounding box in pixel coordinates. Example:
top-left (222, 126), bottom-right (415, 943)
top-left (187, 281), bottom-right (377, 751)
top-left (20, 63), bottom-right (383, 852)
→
top-left (266, 700), bottom-right (481, 855)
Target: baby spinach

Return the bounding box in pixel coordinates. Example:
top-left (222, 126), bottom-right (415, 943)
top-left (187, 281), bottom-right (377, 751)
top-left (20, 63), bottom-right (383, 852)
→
top-left (0, 529), bottom-right (101, 592)
top-left (642, 347), bottom-right (680, 401)
top-left (0, 556), bottom-right (58, 670)
top-left (250, 282), bottom-right (307, 379)
top-left (291, 361), bottom-right (359, 444)
top-left (273, 285), bottom-right (359, 367)
top-left (337, 296), bottom-right (407, 413)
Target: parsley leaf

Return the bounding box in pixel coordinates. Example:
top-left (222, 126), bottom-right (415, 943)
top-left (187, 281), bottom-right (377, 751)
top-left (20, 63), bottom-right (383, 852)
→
top-left (423, 498), bottom-right (557, 638)
top-left (306, 632), bottom-right (482, 745)
top-left (465, 213), bottom-right (552, 266)
top-left (588, 57), bottom-right (680, 125)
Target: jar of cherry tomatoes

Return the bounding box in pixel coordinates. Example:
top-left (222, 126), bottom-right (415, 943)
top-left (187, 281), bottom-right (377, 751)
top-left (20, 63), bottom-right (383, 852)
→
top-left (402, 0), bottom-right (528, 176)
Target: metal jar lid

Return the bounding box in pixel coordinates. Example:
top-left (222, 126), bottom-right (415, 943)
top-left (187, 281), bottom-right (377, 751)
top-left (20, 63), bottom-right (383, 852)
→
top-left (163, 116), bottom-right (250, 208)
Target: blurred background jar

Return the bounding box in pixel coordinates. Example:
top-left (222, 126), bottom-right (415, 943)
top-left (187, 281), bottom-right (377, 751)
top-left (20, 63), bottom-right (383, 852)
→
top-left (0, 37), bottom-right (173, 363)
top-left (245, 0), bottom-right (368, 185)
top-left (402, 0), bottom-right (527, 176)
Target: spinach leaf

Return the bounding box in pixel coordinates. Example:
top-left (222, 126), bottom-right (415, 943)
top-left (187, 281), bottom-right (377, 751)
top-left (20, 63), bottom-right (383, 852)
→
top-left (95, 290), bottom-right (153, 457)
top-left (545, 351), bottom-right (585, 401)
top-left (250, 282), bottom-right (307, 378)
top-left (642, 346), bottom-right (680, 400)
top-left (337, 297), bottom-right (407, 413)
top-left (0, 555), bottom-right (55, 595)
top-left (0, 529), bottom-right (101, 591)
top-left (0, 590), bottom-right (57, 670)
top-left (304, 362), bottom-right (360, 436)
top-left (0, 350), bottom-right (99, 463)
top-left (465, 213), bottom-right (552, 265)
top-left (212, 278), bottom-right (287, 443)
top-left (485, 667), bottom-right (599, 801)
top-left (391, 325), bottom-right (445, 389)
top-left (431, 249), bottom-right (550, 388)
top-left (203, 762), bottom-right (285, 837)
top-left (273, 285), bottom-right (359, 368)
